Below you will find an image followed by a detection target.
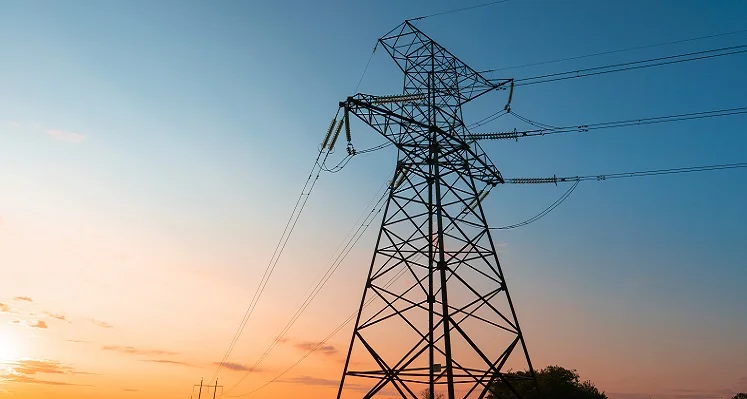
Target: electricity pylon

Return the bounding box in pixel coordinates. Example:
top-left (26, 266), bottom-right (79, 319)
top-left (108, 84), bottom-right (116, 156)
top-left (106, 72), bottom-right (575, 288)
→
top-left (335, 21), bottom-right (536, 399)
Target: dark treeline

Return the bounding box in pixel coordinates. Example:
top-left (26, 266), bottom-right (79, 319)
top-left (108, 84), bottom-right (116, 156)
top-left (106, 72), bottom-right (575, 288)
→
top-left (419, 366), bottom-right (746, 399)
top-left (487, 366), bottom-right (606, 399)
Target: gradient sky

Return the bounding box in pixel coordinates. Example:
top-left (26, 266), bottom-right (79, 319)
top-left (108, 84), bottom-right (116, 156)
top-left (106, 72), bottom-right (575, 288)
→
top-left (1, 1), bottom-right (746, 398)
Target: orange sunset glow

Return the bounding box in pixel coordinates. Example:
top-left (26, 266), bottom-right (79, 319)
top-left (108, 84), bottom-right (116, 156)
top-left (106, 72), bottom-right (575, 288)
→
top-left (2, 1), bottom-right (747, 399)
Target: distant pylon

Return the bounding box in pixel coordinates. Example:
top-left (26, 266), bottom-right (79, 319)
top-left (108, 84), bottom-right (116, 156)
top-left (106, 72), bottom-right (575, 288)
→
top-left (336, 21), bottom-right (537, 399)
top-left (192, 378), bottom-right (222, 399)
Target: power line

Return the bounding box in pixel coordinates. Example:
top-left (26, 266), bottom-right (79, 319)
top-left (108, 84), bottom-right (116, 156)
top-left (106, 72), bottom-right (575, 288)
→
top-left (224, 311), bottom-right (357, 397)
top-left (505, 162), bottom-right (747, 184)
top-left (356, 141), bottom-right (393, 154)
top-left (409, 0), bottom-right (511, 21)
top-left (224, 160), bottom-right (747, 397)
top-left (222, 184), bottom-right (390, 395)
top-left (512, 44), bottom-right (747, 86)
top-left (320, 155), bottom-right (354, 173)
top-left (212, 32), bottom-right (390, 389)
top-left (226, 176), bottom-right (504, 397)
top-left (485, 28), bottom-right (747, 72)
top-left (486, 161), bottom-right (747, 230)
top-left (353, 44), bottom-right (378, 93)
top-left (209, 122), bottom-right (337, 383)
top-left (320, 142), bottom-right (392, 173)
top-left (226, 264), bottom-right (412, 398)
top-left (468, 106), bottom-right (747, 140)
top-left (490, 180), bottom-right (580, 230)
top-left (466, 109), bottom-right (510, 129)
top-left (472, 47), bottom-right (746, 132)
top-left (487, 162), bottom-right (747, 229)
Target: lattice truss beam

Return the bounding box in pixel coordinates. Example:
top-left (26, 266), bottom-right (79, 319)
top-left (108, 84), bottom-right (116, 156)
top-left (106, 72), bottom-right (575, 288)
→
top-left (336, 21), bottom-right (535, 399)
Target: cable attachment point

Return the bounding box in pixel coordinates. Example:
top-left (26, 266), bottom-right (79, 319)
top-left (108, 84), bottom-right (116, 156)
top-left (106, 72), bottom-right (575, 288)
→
top-left (343, 108), bottom-right (356, 156)
top-left (390, 164), bottom-right (409, 190)
top-left (504, 79), bottom-right (515, 112)
top-left (468, 189), bottom-right (490, 210)
top-left (344, 108), bottom-right (352, 143)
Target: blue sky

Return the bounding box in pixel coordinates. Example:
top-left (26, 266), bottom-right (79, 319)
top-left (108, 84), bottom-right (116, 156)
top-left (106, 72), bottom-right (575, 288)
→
top-left (1, 1), bottom-right (746, 398)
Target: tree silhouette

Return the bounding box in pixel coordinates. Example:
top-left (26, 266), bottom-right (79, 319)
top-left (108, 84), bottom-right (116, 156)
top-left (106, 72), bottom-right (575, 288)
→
top-left (488, 365), bottom-right (606, 399)
top-left (420, 388), bottom-right (445, 399)
top-left (731, 393), bottom-right (747, 399)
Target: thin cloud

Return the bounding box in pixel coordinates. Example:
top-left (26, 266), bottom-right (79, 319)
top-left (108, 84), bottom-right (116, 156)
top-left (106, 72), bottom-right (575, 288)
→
top-left (91, 319), bottom-right (113, 329)
top-left (142, 359), bottom-right (192, 367)
top-left (0, 303), bottom-right (9, 312)
top-left (0, 359), bottom-right (93, 387)
top-left (67, 340), bottom-right (88, 344)
top-left (11, 359), bottom-right (72, 375)
top-left (123, 388), bottom-right (138, 392)
top-left (13, 297), bottom-right (32, 302)
top-left (101, 346), bottom-right (177, 356)
top-left (45, 129), bottom-right (85, 143)
top-left (4, 374), bottom-right (90, 386)
top-left (278, 375), bottom-right (340, 386)
top-left (294, 341), bottom-right (337, 355)
top-left (30, 320), bottom-right (48, 329)
top-left (211, 362), bottom-right (261, 372)
top-left (44, 312), bottom-right (68, 322)
top-left (10, 320), bottom-right (48, 329)
top-left (7, 121), bottom-right (21, 129)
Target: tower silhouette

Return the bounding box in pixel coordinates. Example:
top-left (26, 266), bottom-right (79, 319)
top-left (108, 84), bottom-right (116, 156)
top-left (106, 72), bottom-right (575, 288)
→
top-left (335, 21), bottom-right (536, 399)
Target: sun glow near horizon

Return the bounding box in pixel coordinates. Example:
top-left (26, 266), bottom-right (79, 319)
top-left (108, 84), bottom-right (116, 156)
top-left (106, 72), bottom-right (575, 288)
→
top-left (0, 328), bottom-right (23, 363)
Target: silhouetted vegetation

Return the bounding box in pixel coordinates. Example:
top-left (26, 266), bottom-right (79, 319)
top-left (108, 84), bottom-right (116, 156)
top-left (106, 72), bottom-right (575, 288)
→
top-left (732, 393), bottom-right (747, 399)
top-left (420, 388), bottom-right (445, 399)
top-left (488, 365), bottom-right (607, 399)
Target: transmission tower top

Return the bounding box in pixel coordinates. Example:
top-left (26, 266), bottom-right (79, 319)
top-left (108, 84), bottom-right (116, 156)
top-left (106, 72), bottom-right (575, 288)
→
top-left (377, 21), bottom-right (511, 108)
top-left (340, 21), bottom-right (515, 186)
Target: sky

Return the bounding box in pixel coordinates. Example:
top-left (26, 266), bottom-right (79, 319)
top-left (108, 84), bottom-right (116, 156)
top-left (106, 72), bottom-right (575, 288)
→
top-left (1, 0), bottom-right (746, 398)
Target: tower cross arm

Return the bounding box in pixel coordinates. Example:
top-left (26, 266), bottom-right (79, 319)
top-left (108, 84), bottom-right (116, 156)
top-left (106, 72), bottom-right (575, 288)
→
top-left (341, 94), bottom-right (505, 185)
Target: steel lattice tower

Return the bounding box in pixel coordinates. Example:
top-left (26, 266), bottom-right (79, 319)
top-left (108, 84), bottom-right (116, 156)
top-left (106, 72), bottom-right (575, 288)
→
top-left (335, 22), bottom-right (536, 399)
